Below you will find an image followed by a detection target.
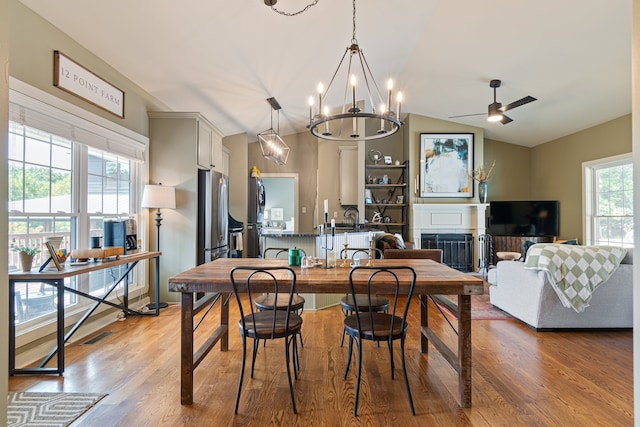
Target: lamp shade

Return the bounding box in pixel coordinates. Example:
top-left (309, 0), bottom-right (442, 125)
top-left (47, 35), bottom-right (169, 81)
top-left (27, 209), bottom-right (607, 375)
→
top-left (141, 184), bottom-right (176, 209)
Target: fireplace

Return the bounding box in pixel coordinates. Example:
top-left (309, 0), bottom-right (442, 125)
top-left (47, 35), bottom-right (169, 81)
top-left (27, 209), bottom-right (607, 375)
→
top-left (412, 203), bottom-right (488, 271)
top-left (421, 233), bottom-right (473, 272)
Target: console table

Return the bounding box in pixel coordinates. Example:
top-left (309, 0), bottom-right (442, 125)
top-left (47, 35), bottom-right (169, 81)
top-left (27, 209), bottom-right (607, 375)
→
top-left (8, 250), bottom-right (161, 375)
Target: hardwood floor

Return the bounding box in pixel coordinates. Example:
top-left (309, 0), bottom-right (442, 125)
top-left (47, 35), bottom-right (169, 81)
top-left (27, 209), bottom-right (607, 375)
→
top-left (9, 297), bottom-right (633, 426)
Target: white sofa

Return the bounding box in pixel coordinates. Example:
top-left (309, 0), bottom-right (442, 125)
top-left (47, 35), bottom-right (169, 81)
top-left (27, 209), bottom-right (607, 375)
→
top-left (487, 251), bottom-right (633, 330)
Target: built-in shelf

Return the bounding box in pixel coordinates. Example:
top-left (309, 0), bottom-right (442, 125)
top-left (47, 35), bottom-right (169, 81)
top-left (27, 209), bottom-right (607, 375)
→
top-left (364, 161), bottom-right (409, 239)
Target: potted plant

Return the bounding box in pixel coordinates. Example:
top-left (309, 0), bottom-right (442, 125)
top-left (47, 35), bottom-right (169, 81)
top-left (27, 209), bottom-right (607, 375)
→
top-left (14, 246), bottom-right (41, 272)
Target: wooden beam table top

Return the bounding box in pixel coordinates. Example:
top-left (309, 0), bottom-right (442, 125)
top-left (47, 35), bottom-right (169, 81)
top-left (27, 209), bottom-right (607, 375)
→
top-left (168, 258), bottom-right (483, 295)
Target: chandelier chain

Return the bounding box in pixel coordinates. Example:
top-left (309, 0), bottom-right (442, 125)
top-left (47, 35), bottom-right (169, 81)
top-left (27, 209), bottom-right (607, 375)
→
top-left (270, 0), bottom-right (320, 17)
top-left (352, 0), bottom-right (357, 42)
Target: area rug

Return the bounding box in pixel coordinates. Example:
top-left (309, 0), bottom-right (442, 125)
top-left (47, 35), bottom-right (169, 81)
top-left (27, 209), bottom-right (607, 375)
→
top-left (7, 392), bottom-right (106, 427)
top-left (438, 283), bottom-right (513, 320)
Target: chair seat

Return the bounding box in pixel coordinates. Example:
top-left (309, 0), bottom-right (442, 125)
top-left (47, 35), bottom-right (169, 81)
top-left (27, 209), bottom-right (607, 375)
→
top-left (340, 294), bottom-right (389, 312)
top-left (344, 312), bottom-right (407, 341)
top-left (239, 311), bottom-right (303, 339)
top-left (255, 294), bottom-right (305, 312)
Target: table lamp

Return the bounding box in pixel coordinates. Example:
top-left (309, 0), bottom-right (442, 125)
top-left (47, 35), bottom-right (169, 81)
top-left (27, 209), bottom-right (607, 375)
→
top-left (141, 183), bottom-right (176, 309)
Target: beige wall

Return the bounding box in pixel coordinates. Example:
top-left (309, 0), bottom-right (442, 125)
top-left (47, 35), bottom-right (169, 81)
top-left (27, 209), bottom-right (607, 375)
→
top-left (248, 131), bottom-right (319, 232)
top-left (531, 115), bottom-right (632, 240)
top-left (223, 133), bottom-right (249, 225)
top-left (484, 138), bottom-right (532, 200)
top-left (1, 0), bottom-right (9, 420)
top-left (9, 0), bottom-right (168, 137)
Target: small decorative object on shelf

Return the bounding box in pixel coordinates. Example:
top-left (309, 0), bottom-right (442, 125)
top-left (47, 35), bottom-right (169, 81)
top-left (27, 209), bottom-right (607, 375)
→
top-left (470, 160), bottom-right (495, 204)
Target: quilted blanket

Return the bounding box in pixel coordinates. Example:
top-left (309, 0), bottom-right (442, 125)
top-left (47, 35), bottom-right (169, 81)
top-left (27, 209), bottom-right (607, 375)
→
top-left (524, 244), bottom-right (627, 313)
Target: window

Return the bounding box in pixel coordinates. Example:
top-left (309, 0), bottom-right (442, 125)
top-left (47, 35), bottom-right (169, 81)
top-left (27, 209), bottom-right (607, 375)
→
top-left (584, 154), bottom-right (633, 247)
top-left (8, 79), bottom-right (149, 334)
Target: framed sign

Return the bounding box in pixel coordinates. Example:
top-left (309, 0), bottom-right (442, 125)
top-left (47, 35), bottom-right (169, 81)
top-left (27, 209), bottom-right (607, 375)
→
top-left (419, 133), bottom-right (473, 198)
top-left (54, 51), bottom-right (125, 118)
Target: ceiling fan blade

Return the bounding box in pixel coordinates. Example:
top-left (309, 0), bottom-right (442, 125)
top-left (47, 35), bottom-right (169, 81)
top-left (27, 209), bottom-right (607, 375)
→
top-left (448, 112), bottom-right (485, 119)
top-left (500, 114), bottom-right (513, 125)
top-left (500, 96), bottom-right (537, 112)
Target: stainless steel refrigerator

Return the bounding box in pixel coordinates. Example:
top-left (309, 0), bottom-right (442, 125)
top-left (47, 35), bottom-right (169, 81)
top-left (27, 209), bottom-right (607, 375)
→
top-left (247, 176), bottom-right (265, 257)
top-left (197, 169), bottom-right (229, 265)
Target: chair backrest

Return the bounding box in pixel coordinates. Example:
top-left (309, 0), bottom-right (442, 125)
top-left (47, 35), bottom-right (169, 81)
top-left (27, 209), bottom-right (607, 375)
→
top-left (383, 248), bottom-right (443, 263)
top-left (347, 266), bottom-right (416, 338)
top-left (263, 247), bottom-right (307, 259)
top-left (339, 247), bottom-right (384, 260)
top-left (230, 266), bottom-right (297, 337)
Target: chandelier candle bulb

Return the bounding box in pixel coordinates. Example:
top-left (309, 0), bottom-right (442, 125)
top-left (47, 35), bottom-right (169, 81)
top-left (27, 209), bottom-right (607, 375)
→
top-left (318, 83), bottom-right (323, 113)
top-left (380, 104), bottom-right (386, 131)
top-left (387, 79), bottom-right (393, 113)
top-left (324, 199), bottom-right (329, 215)
top-left (351, 75), bottom-right (357, 109)
top-left (308, 96), bottom-right (314, 121)
top-left (397, 92), bottom-right (403, 118)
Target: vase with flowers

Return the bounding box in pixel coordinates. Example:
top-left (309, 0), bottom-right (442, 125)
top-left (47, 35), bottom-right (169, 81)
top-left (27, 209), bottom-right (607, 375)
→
top-left (470, 160), bottom-right (495, 204)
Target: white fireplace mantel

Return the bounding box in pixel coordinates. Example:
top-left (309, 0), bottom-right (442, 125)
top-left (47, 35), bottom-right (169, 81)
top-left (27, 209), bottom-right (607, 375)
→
top-left (411, 203), bottom-right (488, 270)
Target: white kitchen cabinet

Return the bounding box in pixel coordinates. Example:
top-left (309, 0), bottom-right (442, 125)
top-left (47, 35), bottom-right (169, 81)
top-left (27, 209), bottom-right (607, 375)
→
top-left (197, 117), bottom-right (224, 172)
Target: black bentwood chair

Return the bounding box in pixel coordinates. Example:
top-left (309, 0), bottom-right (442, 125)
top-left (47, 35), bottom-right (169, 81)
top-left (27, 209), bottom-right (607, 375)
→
top-left (343, 265), bottom-right (417, 416)
top-left (338, 247), bottom-right (387, 347)
top-left (230, 266), bottom-right (303, 414)
top-left (257, 247), bottom-right (306, 364)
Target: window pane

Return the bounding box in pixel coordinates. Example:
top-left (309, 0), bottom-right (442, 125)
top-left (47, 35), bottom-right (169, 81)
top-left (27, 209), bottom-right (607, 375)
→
top-left (24, 164), bottom-right (51, 213)
top-left (24, 138), bottom-right (50, 166)
top-left (8, 132), bottom-right (24, 162)
top-left (51, 141), bottom-right (72, 170)
top-left (590, 162), bottom-right (633, 247)
top-left (8, 160), bottom-right (24, 211)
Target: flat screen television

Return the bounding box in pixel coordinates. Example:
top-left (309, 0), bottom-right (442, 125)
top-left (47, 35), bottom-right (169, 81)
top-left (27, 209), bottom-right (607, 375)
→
top-left (489, 200), bottom-right (559, 237)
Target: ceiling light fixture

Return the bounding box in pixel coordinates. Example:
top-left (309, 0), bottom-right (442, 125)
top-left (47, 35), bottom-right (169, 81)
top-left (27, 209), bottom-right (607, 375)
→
top-left (305, 0), bottom-right (402, 141)
top-left (257, 97), bottom-right (290, 165)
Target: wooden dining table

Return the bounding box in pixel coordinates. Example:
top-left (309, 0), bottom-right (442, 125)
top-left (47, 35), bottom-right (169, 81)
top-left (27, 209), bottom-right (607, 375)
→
top-left (168, 258), bottom-right (484, 407)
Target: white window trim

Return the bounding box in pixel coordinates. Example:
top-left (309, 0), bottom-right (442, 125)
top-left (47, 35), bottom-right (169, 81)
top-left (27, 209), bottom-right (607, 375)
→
top-left (582, 153), bottom-right (633, 246)
top-left (8, 78), bottom-right (152, 347)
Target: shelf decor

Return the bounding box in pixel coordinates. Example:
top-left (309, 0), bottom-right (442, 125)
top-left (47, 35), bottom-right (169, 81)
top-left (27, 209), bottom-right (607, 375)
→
top-left (420, 133), bottom-right (473, 198)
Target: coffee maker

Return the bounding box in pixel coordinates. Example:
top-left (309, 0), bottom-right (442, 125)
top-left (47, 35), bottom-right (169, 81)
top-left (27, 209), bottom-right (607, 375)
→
top-left (103, 219), bottom-right (137, 253)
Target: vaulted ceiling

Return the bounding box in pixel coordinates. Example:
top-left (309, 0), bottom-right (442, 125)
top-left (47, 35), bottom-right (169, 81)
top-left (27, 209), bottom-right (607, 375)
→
top-left (18, 0), bottom-right (632, 147)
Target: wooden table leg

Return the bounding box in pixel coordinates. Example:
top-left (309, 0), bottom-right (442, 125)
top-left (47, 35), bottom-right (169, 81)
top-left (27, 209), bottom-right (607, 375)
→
top-left (458, 294), bottom-right (472, 407)
top-left (180, 292), bottom-right (194, 405)
top-left (419, 294), bottom-right (428, 353)
top-left (220, 292), bottom-right (229, 352)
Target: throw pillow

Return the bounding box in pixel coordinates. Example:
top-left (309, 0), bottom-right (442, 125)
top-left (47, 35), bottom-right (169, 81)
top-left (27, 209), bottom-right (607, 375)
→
top-left (521, 240), bottom-right (537, 261)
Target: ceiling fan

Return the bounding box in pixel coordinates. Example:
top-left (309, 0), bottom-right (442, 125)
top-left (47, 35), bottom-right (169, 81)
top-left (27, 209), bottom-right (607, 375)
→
top-left (449, 79), bottom-right (537, 125)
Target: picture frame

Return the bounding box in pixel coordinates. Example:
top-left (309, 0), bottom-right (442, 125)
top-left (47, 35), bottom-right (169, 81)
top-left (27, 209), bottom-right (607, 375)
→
top-left (419, 133), bottom-right (473, 198)
top-left (396, 195), bottom-right (404, 204)
top-left (270, 207), bottom-right (284, 221)
top-left (43, 241), bottom-right (63, 271)
top-left (384, 155), bottom-right (393, 165)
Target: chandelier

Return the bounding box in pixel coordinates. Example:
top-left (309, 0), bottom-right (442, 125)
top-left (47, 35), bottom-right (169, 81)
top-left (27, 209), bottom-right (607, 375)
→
top-left (257, 97), bottom-right (290, 165)
top-left (306, 0), bottom-right (403, 141)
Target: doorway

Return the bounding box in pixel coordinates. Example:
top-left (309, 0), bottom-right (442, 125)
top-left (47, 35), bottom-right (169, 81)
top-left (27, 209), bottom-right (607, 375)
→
top-left (261, 173), bottom-right (299, 233)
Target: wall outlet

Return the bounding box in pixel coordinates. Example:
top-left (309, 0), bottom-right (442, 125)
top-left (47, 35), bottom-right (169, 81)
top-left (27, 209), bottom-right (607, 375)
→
top-left (302, 207), bottom-right (307, 214)
top-left (334, 211), bottom-right (338, 218)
